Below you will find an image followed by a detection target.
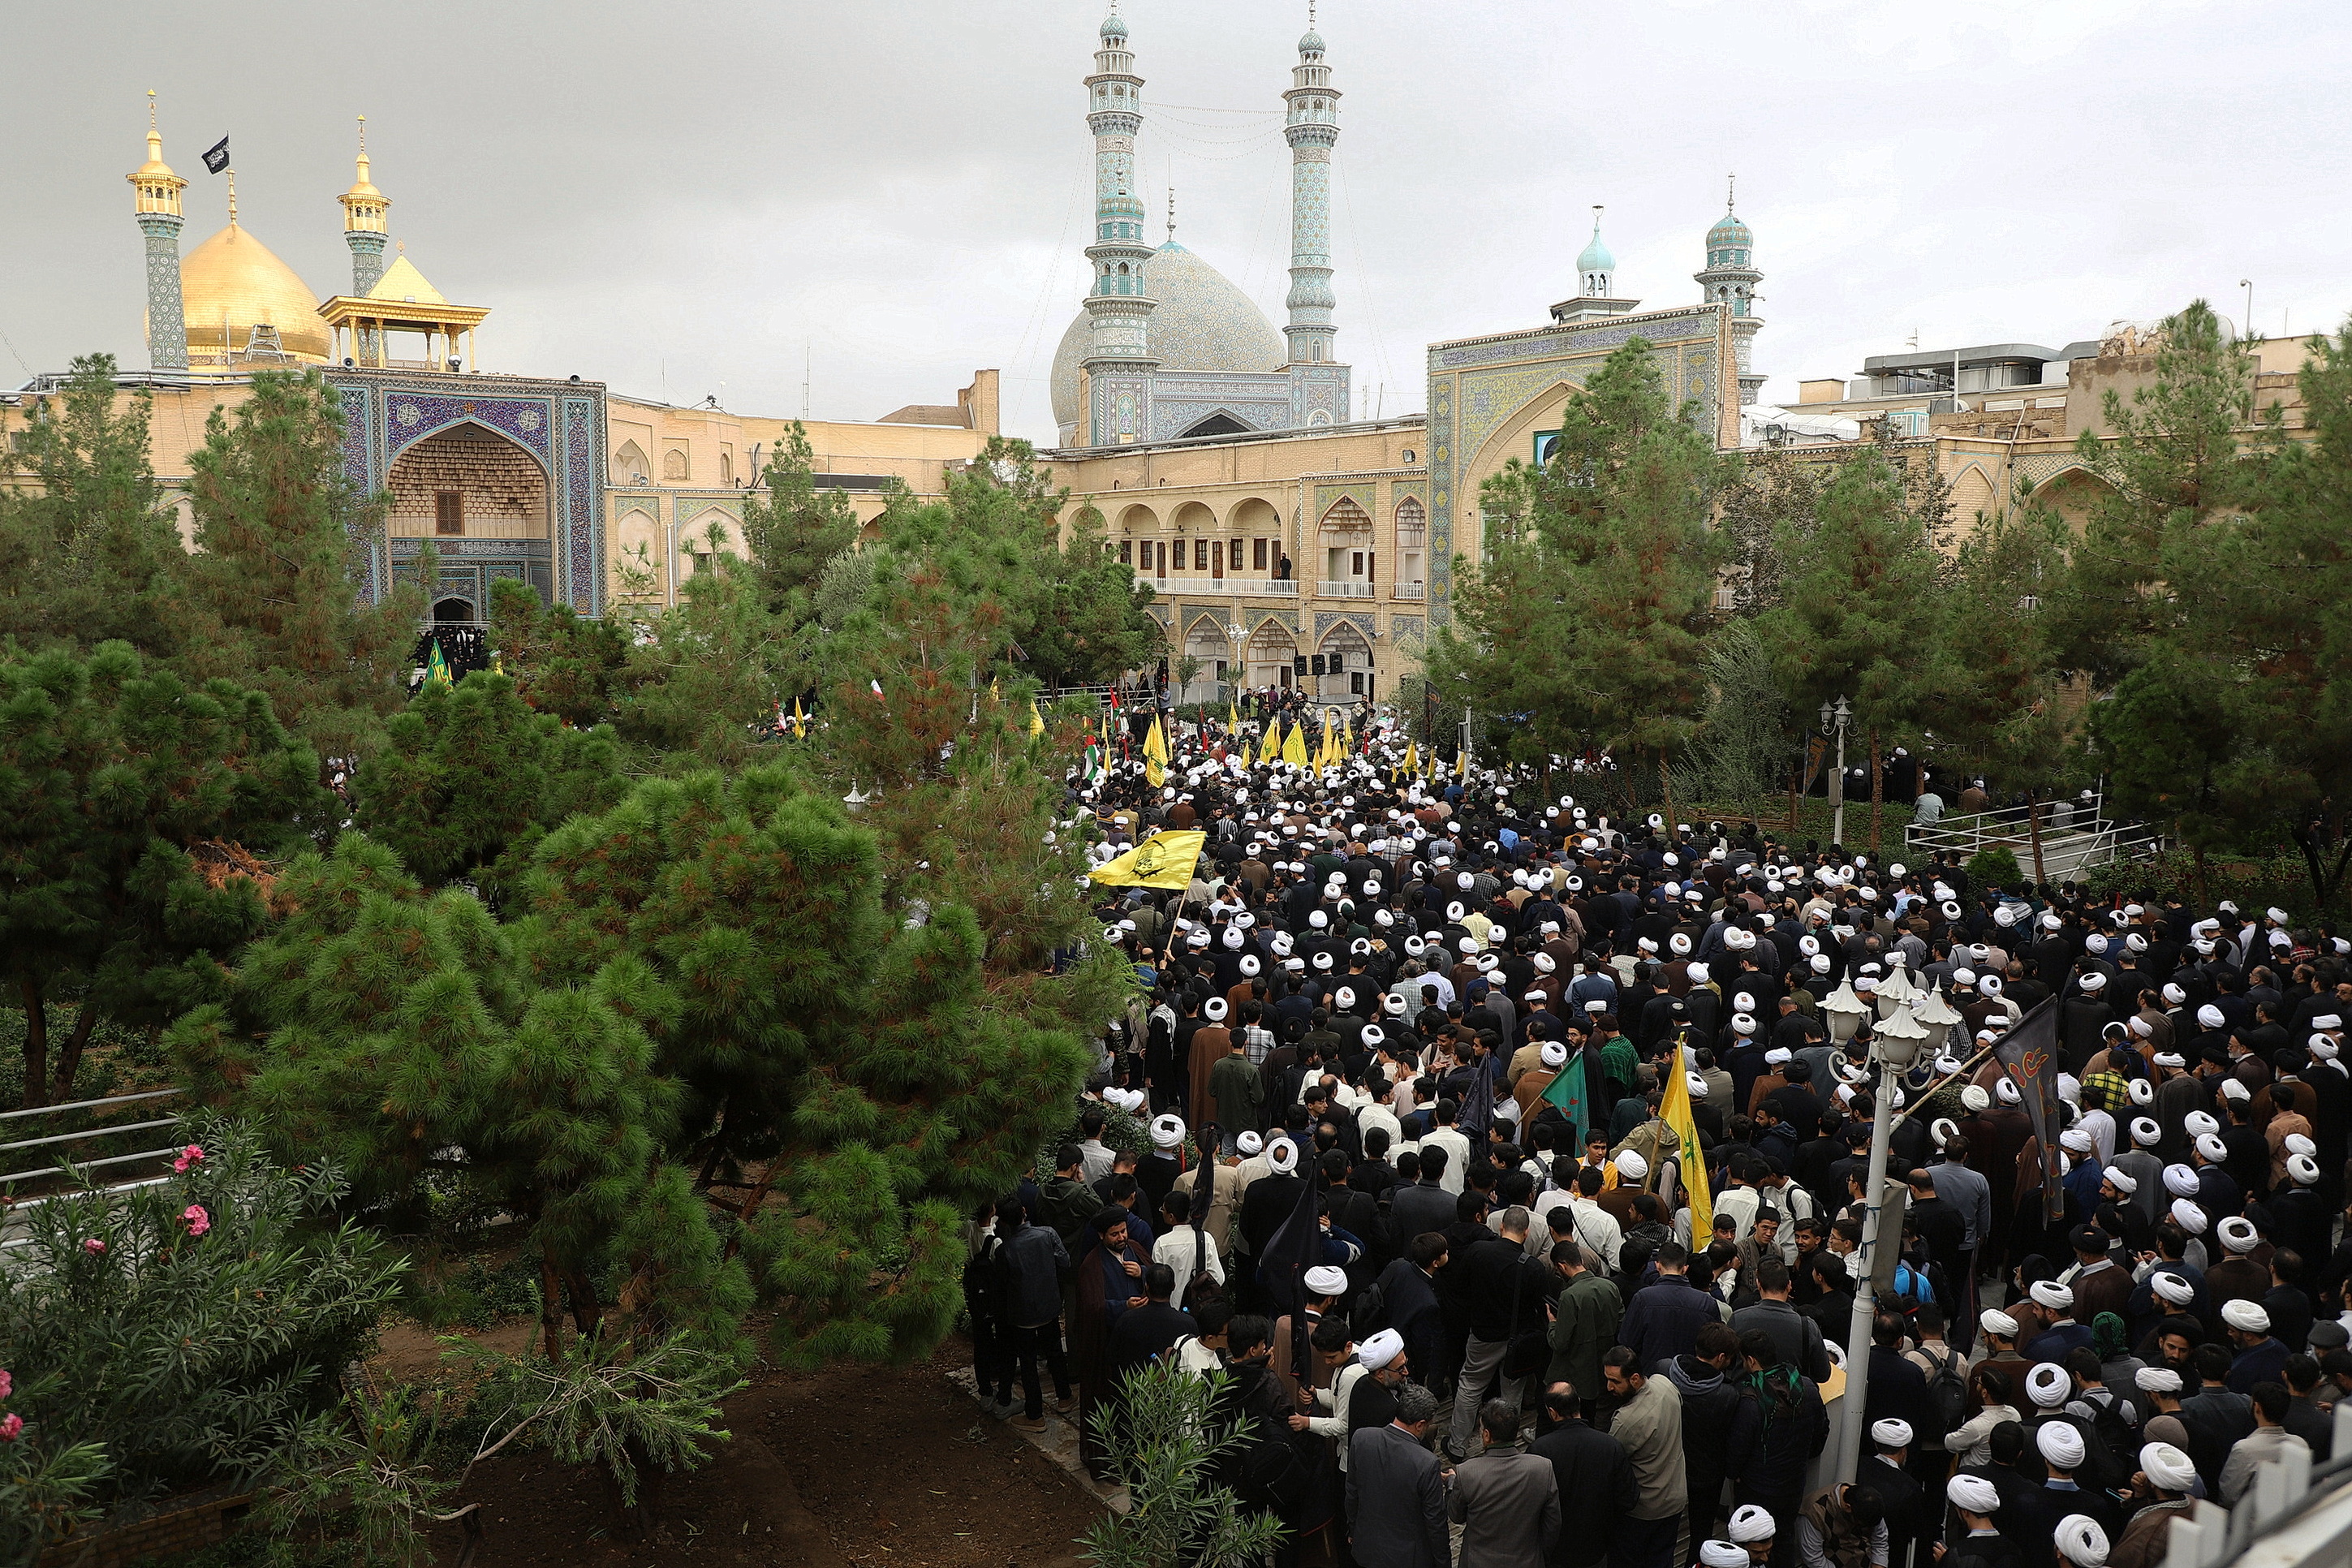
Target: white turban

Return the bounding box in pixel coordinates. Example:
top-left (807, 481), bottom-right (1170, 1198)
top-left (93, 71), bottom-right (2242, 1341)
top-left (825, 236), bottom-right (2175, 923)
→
top-left (2037, 1421), bottom-right (2087, 1468)
top-left (1541, 1042), bottom-right (1569, 1068)
top-left (2104, 1167), bottom-right (2139, 1195)
top-left (2056, 1514), bottom-right (2109, 1567)
top-left (2163, 1164), bottom-right (2200, 1196)
top-left (2128, 1078), bottom-right (2153, 1105)
top-left (1687, 1074), bottom-right (1709, 1101)
top-left (2170, 1199), bottom-right (2208, 1234)
top-left (1357, 1328), bottom-right (1405, 1369)
top-left (2027, 1360), bottom-right (2072, 1407)
top-left (1996, 1079), bottom-right (2022, 1105)
top-left (2140, 1442), bottom-right (2197, 1492)
top-left (2184, 1110), bottom-right (2220, 1137)
top-left (2289, 1152), bottom-right (2321, 1185)
top-left (1962, 1085), bottom-right (1992, 1112)
top-left (1947, 1474), bottom-right (2001, 1514)
top-left (1267, 1139), bottom-right (1299, 1175)
top-left (1204, 997), bottom-right (1230, 1021)
top-left (2030, 1280), bottom-right (2074, 1312)
top-left (1237, 1131), bottom-right (1264, 1156)
top-left (1614, 1151), bottom-right (1648, 1181)
top-left (2198, 1004), bottom-right (2225, 1029)
top-left (2222, 1299), bottom-right (2271, 1334)
top-left (1766, 1047), bottom-right (1793, 1066)
top-left (2216, 1216), bottom-right (2258, 1254)
top-left (1872, 1418), bottom-right (1914, 1449)
top-left (1981, 1308), bottom-right (2019, 1338)
top-left (2061, 1128), bottom-right (2093, 1154)
top-left (1727, 1506), bottom-right (1776, 1544)
top-left (1699, 1544), bottom-right (1748, 1568)
top-left (1305, 1264), bottom-right (1350, 1297)
top-left (2131, 1117), bottom-right (2161, 1147)
top-left (1152, 1114), bottom-right (1187, 1150)
top-left (2195, 1134), bottom-right (2229, 1164)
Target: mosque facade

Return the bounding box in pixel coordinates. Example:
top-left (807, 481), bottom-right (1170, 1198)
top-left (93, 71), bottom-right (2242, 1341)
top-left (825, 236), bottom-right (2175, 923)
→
top-left (42, 12), bottom-right (1790, 700)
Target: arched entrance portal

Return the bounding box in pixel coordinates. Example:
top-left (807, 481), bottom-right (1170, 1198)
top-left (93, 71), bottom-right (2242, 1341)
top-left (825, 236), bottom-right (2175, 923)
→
top-left (1246, 622), bottom-right (1298, 691)
top-left (1316, 620), bottom-right (1373, 702)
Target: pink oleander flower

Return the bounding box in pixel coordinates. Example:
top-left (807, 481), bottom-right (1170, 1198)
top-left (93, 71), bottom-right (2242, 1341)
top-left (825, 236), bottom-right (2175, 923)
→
top-left (0, 1415), bottom-right (23, 1441)
top-left (0, 1369), bottom-right (12, 1400)
top-left (183, 1204), bottom-right (210, 1238)
top-left (173, 1144), bottom-right (205, 1173)
top-left (83, 1238), bottom-right (106, 1255)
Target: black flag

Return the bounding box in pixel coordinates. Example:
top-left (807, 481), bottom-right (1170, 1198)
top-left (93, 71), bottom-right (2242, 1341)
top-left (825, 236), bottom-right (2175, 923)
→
top-left (1259, 1148), bottom-right (1325, 1388)
top-left (1990, 997), bottom-right (2066, 1222)
top-left (201, 137), bottom-right (230, 174)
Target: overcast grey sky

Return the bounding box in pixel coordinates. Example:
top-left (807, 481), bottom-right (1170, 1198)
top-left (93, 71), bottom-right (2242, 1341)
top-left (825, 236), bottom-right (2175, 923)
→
top-left (5, 1), bottom-right (2346, 445)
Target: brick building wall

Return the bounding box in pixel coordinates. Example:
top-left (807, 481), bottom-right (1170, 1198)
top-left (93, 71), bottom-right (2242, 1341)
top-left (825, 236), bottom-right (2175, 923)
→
top-left (387, 427), bottom-right (547, 541)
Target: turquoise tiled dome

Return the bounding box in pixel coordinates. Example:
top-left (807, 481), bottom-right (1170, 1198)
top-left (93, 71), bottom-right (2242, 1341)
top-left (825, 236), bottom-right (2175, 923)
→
top-left (1050, 242), bottom-right (1286, 441)
top-left (1576, 228), bottom-right (1615, 275)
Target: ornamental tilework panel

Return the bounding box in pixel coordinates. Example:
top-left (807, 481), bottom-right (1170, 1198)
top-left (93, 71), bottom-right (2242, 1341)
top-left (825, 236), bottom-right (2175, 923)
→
top-left (336, 386), bottom-right (378, 600)
top-left (1312, 610), bottom-right (1376, 640)
top-left (386, 393), bottom-right (554, 470)
top-left (1390, 615), bottom-right (1424, 648)
top-left (1313, 482), bottom-right (1377, 520)
top-left (562, 398), bottom-right (601, 615)
top-left (1389, 479), bottom-right (1427, 504)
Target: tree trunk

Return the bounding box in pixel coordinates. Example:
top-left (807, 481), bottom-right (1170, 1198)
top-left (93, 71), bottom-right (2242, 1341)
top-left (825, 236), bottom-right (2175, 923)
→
top-left (1868, 730), bottom-right (1885, 857)
top-left (19, 979), bottom-right (48, 1110)
top-left (1789, 759), bottom-right (1802, 835)
top-left (565, 1269), bottom-right (605, 1340)
top-left (540, 1253), bottom-right (566, 1363)
top-left (2189, 837), bottom-right (2212, 910)
top-left (52, 999), bottom-right (102, 1105)
top-left (2026, 795), bottom-right (2048, 887)
top-left (1658, 750), bottom-right (1677, 832)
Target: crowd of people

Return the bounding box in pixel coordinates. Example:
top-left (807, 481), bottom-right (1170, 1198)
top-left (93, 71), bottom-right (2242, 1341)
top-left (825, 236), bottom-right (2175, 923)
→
top-left (960, 716), bottom-right (2352, 1568)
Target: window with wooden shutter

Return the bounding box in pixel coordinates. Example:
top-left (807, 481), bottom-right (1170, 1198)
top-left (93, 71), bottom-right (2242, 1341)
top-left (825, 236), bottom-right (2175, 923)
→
top-left (435, 491), bottom-right (463, 535)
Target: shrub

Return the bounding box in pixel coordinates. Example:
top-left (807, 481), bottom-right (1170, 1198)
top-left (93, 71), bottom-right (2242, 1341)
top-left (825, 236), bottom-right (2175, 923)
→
top-left (1965, 845), bottom-right (2025, 893)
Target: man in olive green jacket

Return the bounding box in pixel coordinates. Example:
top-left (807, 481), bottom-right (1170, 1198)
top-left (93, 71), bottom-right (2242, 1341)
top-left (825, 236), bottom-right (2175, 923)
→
top-left (1545, 1238), bottom-right (1622, 1426)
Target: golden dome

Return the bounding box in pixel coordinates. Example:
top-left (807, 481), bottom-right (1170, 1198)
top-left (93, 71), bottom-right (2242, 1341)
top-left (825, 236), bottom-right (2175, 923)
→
top-left (181, 221), bottom-right (330, 362)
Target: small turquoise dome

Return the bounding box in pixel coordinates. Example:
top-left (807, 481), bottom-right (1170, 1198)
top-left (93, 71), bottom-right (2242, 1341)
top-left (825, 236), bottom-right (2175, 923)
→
top-left (1708, 211), bottom-right (1752, 248)
top-left (1101, 11), bottom-right (1127, 40)
top-left (1299, 29), bottom-right (1325, 52)
top-left (1576, 226), bottom-right (1614, 275)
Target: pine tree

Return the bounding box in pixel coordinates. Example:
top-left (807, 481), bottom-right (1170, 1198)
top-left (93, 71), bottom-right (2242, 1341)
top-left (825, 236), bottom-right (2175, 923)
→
top-left (0, 642), bottom-right (322, 1105)
top-left (352, 667), bottom-right (627, 902)
top-left (739, 421), bottom-right (861, 616)
top-left (0, 355), bottom-right (185, 657)
top-left (170, 368), bottom-right (424, 769)
top-left (1429, 338), bottom-right (1732, 807)
top-left (486, 578), bottom-right (629, 730)
top-left (1755, 442), bottom-right (1949, 851)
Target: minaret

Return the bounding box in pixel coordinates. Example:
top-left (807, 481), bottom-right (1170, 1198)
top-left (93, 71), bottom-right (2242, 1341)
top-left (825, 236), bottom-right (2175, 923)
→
top-left (127, 92), bottom-right (188, 372)
top-left (1282, 8), bottom-right (1340, 364)
top-left (1549, 206), bottom-right (1639, 324)
top-left (1079, 6), bottom-right (1157, 441)
top-left (1695, 177), bottom-right (1766, 404)
top-left (339, 116), bottom-right (391, 296)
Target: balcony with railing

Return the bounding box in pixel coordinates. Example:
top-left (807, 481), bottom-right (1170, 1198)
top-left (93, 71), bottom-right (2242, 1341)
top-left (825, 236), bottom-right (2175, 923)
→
top-left (1391, 580), bottom-right (1425, 601)
top-left (1317, 580), bottom-right (1377, 598)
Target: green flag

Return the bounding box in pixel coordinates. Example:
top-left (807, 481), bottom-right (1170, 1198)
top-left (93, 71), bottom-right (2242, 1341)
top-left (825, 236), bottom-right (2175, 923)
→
top-left (424, 640), bottom-right (453, 691)
top-left (1540, 1052), bottom-right (1588, 1144)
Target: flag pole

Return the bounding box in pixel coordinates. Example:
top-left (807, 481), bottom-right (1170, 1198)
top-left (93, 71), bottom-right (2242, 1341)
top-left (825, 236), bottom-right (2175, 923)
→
top-left (1884, 1041), bottom-right (1999, 1130)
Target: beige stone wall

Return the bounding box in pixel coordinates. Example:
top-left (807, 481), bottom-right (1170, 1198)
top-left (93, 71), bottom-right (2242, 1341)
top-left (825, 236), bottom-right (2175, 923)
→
top-left (386, 427), bottom-right (546, 538)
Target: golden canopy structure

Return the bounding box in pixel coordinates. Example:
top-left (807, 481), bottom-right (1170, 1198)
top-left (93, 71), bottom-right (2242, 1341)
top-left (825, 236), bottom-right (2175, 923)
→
top-left (317, 243), bottom-right (489, 372)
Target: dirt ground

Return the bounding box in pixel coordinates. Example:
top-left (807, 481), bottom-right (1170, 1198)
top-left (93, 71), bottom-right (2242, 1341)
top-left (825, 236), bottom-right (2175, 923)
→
top-left (420, 1336), bottom-right (1103, 1568)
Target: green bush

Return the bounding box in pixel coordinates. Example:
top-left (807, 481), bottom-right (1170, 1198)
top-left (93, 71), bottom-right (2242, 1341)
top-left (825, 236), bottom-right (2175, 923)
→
top-left (0, 1118), bottom-right (403, 1553)
top-left (1965, 845), bottom-right (2026, 893)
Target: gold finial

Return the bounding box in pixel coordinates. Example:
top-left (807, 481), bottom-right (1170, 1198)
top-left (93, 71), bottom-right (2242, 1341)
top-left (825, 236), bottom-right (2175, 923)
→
top-left (397, 239), bottom-right (405, 254)
top-left (357, 114), bottom-right (367, 154)
top-left (148, 89), bottom-right (157, 131)
top-left (1726, 173), bottom-right (1737, 212)
top-left (1166, 187), bottom-right (1176, 240)
top-left (226, 169), bottom-right (237, 226)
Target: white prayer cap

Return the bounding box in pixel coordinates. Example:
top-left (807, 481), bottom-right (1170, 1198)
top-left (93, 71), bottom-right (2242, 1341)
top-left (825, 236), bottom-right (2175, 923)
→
top-left (2131, 1117), bottom-right (2161, 1147)
top-left (2197, 1004), bottom-right (2225, 1029)
top-left (2169, 1199), bottom-right (2208, 1234)
top-left (1614, 1150), bottom-right (1648, 1181)
top-left (2036, 1420), bottom-right (2087, 1467)
top-left (1980, 1308), bottom-right (2019, 1338)
top-left (2029, 1280), bottom-right (2075, 1312)
top-left (2222, 1299), bottom-right (2270, 1334)
top-left (1237, 1131), bottom-right (1264, 1156)
top-left (1356, 1328), bottom-right (1404, 1369)
top-left (1727, 1506), bottom-right (1776, 1544)
top-left (2149, 1273), bottom-right (2195, 1307)
top-left (1871, 1418), bottom-right (1913, 1449)
top-left (1946, 1474), bottom-right (2001, 1514)
top-left (1541, 1042), bottom-right (1569, 1068)
top-left (1699, 1544), bottom-right (1748, 1568)
top-left (1152, 1114), bottom-right (1187, 1149)
top-left (1305, 1264), bottom-right (1350, 1296)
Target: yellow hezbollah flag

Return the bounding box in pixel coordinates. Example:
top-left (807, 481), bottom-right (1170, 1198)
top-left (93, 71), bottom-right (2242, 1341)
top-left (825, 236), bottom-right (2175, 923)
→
top-left (1088, 829), bottom-right (1208, 890)
top-left (1144, 716), bottom-right (1170, 764)
top-left (1402, 739), bottom-right (1418, 775)
top-left (1455, 747), bottom-right (1469, 781)
top-left (1227, 700), bottom-right (1240, 735)
top-left (1342, 713), bottom-right (1355, 753)
top-left (1281, 722), bottom-right (1308, 768)
top-left (1657, 1056), bottom-right (1712, 1241)
top-left (1028, 697), bottom-right (1045, 738)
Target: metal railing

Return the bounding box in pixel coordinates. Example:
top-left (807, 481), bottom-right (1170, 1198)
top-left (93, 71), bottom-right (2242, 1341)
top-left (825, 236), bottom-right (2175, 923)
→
top-left (0, 1088), bottom-right (187, 1188)
top-left (1902, 789), bottom-right (2164, 879)
top-left (2165, 1402), bottom-right (2352, 1567)
top-left (1316, 580), bottom-right (1377, 598)
top-left (1391, 581), bottom-right (1426, 601)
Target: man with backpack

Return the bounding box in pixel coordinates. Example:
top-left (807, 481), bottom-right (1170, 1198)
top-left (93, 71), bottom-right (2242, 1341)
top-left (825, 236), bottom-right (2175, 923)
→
top-left (1726, 1328), bottom-right (1829, 1568)
top-left (1900, 1302), bottom-right (1969, 1488)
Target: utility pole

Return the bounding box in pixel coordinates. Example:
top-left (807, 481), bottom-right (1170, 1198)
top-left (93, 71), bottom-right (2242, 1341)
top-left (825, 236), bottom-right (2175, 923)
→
top-left (1830, 1007), bottom-right (1928, 1484)
top-left (1820, 697), bottom-right (1851, 847)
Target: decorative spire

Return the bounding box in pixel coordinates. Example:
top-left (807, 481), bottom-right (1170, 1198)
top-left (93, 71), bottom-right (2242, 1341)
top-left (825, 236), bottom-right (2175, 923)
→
top-left (1726, 172), bottom-right (1737, 213)
top-left (1078, 0), bottom-right (1159, 437)
top-left (1282, 6), bottom-right (1342, 365)
top-left (1166, 187), bottom-right (1176, 241)
top-left (226, 169), bottom-right (238, 227)
top-left (341, 116), bottom-right (392, 295)
top-left (129, 92), bottom-right (189, 371)
top-left (1577, 206), bottom-right (1615, 297)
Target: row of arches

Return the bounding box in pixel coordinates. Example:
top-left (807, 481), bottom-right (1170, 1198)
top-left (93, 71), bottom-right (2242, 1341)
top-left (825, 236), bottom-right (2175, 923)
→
top-left (1095, 493), bottom-right (1427, 595)
top-left (1175, 615), bottom-right (1376, 703)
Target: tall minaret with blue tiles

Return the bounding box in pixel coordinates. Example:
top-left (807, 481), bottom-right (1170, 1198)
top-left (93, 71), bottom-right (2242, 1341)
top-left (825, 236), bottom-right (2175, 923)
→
top-left (128, 93), bottom-right (189, 372)
top-left (1282, 10), bottom-right (1339, 366)
top-left (1080, 7), bottom-right (1158, 441)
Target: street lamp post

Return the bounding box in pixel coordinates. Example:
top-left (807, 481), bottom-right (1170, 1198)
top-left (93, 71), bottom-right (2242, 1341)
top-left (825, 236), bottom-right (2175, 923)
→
top-left (1226, 622), bottom-right (1247, 708)
top-left (1820, 697), bottom-right (1853, 848)
top-left (1831, 1004), bottom-right (1928, 1484)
